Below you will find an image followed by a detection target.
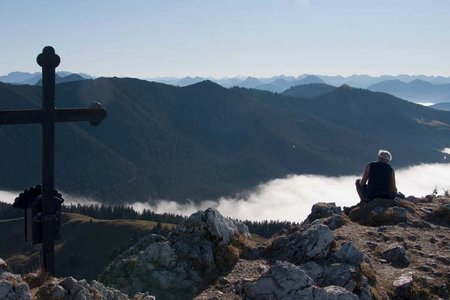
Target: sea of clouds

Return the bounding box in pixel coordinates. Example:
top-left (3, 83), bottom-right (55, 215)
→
top-left (2, 160), bottom-right (450, 222)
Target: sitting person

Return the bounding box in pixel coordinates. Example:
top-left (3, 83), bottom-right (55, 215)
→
top-left (356, 149), bottom-right (398, 203)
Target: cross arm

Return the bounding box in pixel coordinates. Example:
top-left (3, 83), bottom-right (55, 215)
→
top-left (0, 102), bottom-right (107, 126)
top-left (0, 109), bottom-right (42, 124)
top-left (54, 102), bottom-right (107, 126)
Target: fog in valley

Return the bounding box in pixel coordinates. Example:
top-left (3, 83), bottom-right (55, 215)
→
top-left (2, 160), bottom-right (450, 222)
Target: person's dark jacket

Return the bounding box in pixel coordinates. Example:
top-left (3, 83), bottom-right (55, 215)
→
top-left (367, 161), bottom-right (396, 199)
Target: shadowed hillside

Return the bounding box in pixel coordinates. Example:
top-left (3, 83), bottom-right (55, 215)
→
top-left (1, 79), bottom-right (450, 203)
top-left (0, 213), bottom-right (158, 280)
top-left (282, 83), bottom-right (336, 98)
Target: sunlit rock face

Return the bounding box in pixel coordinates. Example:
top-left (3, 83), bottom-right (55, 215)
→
top-left (100, 208), bottom-right (250, 299)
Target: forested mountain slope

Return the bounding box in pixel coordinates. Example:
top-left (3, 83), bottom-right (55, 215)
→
top-left (1, 79), bottom-right (449, 203)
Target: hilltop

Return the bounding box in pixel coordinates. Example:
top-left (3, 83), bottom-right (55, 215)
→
top-left (282, 83), bottom-right (336, 98)
top-left (1, 79), bottom-right (450, 203)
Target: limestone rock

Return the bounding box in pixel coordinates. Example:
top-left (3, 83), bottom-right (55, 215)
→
top-left (34, 276), bottom-right (153, 300)
top-left (0, 269), bottom-right (31, 300)
top-left (177, 208), bottom-right (250, 245)
top-left (348, 198), bottom-right (414, 226)
top-left (244, 261), bottom-right (358, 300)
top-left (100, 208), bottom-right (250, 298)
top-left (322, 286), bottom-right (359, 300)
top-left (393, 272), bottom-right (414, 294)
top-left (270, 223), bottom-right (334, 264)
top-left (301, 261), bottom-right (358, 292)
top-left (0, 258), bottom-right (9, 273)
top-left (307, 202), bottom-right (341, 222)
top-left (381, 244), bottom-right (410, 268)
top-left (333, 242), bottom-right (364, 265)
top-left (306, 202), bottom-right (346, 230)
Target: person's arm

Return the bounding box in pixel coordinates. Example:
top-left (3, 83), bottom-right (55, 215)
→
top-left (360, 164), bottom-right (370, 186)
top-left (391, 170), bottom-right (397, 193)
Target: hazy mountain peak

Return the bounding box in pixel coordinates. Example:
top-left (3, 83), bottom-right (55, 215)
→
top-left (184, 79), bottom-right (225, 90)
top-left (337, 84), bottom-right (353, 90)
top-left (298, 75), bottom-right (325, 84)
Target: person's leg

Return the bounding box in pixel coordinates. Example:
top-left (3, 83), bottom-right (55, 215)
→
top-left (355, 179), bottom-right (368, 203)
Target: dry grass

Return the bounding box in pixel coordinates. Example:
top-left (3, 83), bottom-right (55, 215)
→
top-left (0, 213), bottom-right (167, 280)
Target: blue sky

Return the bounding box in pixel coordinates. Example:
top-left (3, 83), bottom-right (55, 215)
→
top-left (1, 0), bottom-right (449, 78)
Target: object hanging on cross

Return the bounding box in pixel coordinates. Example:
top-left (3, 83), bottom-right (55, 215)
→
top-left (0, 46), bottom-right (107, 275)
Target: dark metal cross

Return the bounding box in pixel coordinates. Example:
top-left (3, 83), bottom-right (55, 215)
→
top-left (0, 46), bottom-right (107, 275)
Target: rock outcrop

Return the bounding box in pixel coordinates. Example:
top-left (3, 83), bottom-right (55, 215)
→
top-left (196, 197), bottom-right (450, 299)
top-left (0, 258), bottom-right (31, 300)
top-left (0, 259), bottom-right (154, 300)
top-left (266, 206), bottom-right (371, 299)
top-left (270, 223), bottom-right (335, 264)
top-left (347, 198), bottom-right (415, 226)
top-left (245, 261), bottom-right (358, 300)
top-left (100, 208), bottom-right (250, 299)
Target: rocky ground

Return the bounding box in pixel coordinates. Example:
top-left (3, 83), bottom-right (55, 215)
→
top-left (1, 195), bottom-right (449, 299)
top-left (194, 197), bottom-right (450, 299)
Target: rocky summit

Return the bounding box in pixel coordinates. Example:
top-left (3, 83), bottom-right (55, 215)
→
top-left (1, 196), bottom-right (449, 299)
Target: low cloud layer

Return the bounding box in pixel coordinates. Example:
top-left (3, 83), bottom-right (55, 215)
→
top-left (130, 163), bottom-right (450, 222)
top-left (2, 163), bottom-right (450, 222)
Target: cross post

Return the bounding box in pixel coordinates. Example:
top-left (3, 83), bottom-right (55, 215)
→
top-left (0, 46), bottom-right (107, 275)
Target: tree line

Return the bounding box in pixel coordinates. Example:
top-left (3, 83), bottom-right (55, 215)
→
top-left (0, 201), bottom-right (297, 238)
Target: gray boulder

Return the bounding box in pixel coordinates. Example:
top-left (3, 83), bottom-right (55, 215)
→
top-left (333, 242), bottom-right (364, 265)
top-left (271, 223), bottom-right (334, 264)
top-left (36, 276), bottom-right (154, 300)
top-left (0, 257), bottom-right (154, 300)
top-left (177, 208), bottom-right (250, 245)
top-left (307, 202), bottom-right (341, 221)
top-left (381, 244), bottom-right (410, 268)
top-left (393, 272), bottom-right (414, 295)
top-left (301, 262), bottom-right (357, 292)
top-left (306, 203), bottom-right (346, 230)
top-left (245, 261), bottom-right (358, 300)
top-left (0, 258), bottom-right (9, 272)
top-left (0, 259), bottom-right (31, 300)
top-left (100, 208), bottom-right (250, 299)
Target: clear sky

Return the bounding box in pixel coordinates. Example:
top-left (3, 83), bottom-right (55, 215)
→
top-left (1, 0), bottom-right (449, 78)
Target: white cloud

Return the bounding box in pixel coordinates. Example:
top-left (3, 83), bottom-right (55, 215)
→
top-left (0, 190), bottom-right (19, 204)
top-left (0, 190), bottom-right (100, 206)
top-left (2, 163), bottom-right (450, 222)
top-left (129, 163), bottom-right (450, 222)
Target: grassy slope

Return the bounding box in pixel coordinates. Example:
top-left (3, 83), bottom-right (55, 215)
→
top-left (0, 213), bottom-right (167, 280)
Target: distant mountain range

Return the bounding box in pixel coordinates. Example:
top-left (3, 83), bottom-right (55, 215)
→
top-left (1, 78), bottom-right (449, 204)
top-left (147, 74), bottom-right (450, 103)
top-left (431, 102), bottom-right (450, 111)
top-left (0, 71), bottom-right (91, 85)
top-left (368, 79), bottom-right (450, 103)
top-left (35, 73), bottom-right (87, 85)
top-left (3, 71), bottom-right (450, 103)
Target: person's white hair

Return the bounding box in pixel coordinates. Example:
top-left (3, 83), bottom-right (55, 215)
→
top-left (378, 149), bottom-right (392, 162)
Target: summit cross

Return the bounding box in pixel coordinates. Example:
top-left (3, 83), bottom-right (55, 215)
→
top-left (0, 46), bottom-right (107, 275)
